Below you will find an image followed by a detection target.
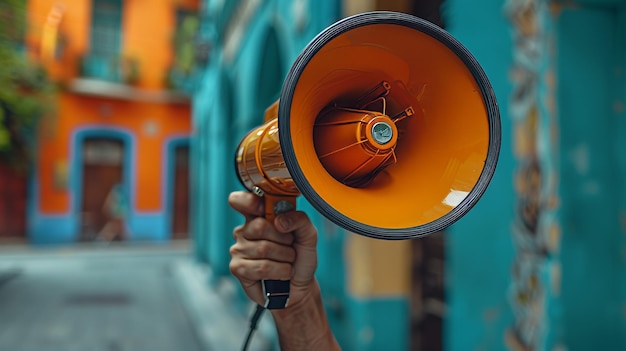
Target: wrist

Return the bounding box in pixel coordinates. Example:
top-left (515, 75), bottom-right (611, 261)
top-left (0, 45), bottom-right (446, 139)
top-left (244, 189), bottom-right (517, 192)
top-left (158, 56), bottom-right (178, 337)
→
top-left (270, 280), bottom-right (340, 351)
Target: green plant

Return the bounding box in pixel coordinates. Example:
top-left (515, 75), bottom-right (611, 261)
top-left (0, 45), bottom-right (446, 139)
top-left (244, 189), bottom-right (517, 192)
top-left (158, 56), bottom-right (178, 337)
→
top-left (118, 55), bottom-right (139, 85)
top-left (167, 11), bottom-right (200, 91)
top-left (0, 0), bottom-right (55, 171)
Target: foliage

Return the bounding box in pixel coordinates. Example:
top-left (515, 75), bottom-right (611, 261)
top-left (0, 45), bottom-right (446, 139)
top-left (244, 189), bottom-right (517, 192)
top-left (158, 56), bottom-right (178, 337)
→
top-left (167, 12), bottom-right (201, 92)
top-left (0, 0), bottom-right (55, 170)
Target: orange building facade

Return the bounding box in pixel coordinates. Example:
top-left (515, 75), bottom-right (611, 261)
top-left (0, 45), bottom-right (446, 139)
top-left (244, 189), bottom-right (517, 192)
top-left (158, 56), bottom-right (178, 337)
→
top-left (26, 0), bottom-right (197, 244)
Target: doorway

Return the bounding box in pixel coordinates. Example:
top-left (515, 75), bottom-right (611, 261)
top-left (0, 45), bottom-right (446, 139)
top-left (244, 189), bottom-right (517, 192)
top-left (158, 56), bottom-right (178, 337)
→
top-left (410, 232), bottom-right (445, 351)
top-left (80, 137), bottom-right (125, 241)
top-left (171, 144), bottom-right (189, 239)
top-left (0, 162), bottom-right (27, 242)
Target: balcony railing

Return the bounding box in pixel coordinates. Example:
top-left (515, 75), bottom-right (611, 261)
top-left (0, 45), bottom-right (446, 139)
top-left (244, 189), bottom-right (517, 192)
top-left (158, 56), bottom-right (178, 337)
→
top-left (78, 54), bottom-right (138, 85)
top-left (71, 53), bottom-right (189, 104)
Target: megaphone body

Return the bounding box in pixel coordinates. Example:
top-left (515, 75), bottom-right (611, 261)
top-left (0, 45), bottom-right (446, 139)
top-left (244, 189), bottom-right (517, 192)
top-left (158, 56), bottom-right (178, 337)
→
top-left (235, 11), bottom-right (501, 309)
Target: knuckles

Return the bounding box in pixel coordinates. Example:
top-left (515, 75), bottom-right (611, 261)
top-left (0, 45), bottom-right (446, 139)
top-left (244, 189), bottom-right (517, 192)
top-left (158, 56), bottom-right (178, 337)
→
top-left (232, 218), bottom-right (272, 242)
top-left (229, 243), bottom-right (240, 257)
top-left (255, 241), bottom-right (271, 259)
top-left (229, 258), bottom-right (243, 277)
top-left (255, 260), bottom-right (273, 277)
top-left (247, 217), bottom-right (272, 237)
top-left (229, 256), bottom-right (292, 281)
top-left (232, 224), bottom-right (244, 240)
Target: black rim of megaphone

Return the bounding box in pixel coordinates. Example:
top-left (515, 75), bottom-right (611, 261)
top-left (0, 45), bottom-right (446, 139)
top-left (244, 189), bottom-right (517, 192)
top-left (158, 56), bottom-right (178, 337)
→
top-left (278, 11), bottom-right (501, 240)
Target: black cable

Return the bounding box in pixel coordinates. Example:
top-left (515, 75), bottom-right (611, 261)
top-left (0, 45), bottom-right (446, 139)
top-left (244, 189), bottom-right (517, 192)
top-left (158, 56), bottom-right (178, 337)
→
top-left (241, 304), bottom-right (266, 351)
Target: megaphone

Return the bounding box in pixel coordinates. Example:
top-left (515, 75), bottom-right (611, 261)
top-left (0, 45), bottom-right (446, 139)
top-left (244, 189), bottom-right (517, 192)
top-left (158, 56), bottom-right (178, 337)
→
top-left (235, 11), bottom-right (500, 309)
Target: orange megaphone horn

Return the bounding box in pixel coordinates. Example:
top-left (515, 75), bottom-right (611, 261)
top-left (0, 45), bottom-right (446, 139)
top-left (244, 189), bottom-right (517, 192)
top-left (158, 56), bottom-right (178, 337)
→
top-left (235, 11), bottom-right (501, 309)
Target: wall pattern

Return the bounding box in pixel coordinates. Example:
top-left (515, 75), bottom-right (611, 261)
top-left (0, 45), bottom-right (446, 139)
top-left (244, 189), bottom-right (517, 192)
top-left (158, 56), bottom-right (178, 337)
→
top-left (505, 0), bottom-right (562, 349)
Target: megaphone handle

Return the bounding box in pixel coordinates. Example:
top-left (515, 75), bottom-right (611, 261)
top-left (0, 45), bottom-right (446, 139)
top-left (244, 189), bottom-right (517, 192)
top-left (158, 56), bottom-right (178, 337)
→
top-left (262, 195), bottom-right (297, 310)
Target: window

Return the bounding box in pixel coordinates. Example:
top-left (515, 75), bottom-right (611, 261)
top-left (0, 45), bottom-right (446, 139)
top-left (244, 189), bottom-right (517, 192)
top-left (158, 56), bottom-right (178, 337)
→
top-left (90, 0), bottom-right (122, 56)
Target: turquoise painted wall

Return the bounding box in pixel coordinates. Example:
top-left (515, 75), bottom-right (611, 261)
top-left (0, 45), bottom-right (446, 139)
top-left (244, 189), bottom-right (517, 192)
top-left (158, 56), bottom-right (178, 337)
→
top-left (445, 0), bottom-right (516, 350)
top-left (444, 0), bottom-right (626, 350)
top-left (557, 5), bottom-right (626, 350)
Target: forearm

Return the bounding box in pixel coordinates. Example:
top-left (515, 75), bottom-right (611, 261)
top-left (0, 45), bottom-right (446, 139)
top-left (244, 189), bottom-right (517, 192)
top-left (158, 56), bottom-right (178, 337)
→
top-left (270, 280), bottom-right (341, 351)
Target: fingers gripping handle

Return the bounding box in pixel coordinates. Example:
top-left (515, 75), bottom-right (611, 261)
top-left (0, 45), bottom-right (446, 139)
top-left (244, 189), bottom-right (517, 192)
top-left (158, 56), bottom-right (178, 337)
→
top-left (261, 194), bottom-right (297, 309)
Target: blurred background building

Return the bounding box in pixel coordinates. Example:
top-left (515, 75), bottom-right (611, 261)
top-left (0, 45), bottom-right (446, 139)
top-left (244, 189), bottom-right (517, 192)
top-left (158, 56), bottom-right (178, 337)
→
top-left (15, 0), bottom-right (198, 244)
top-left (0, 0), bottom-right (624, 350)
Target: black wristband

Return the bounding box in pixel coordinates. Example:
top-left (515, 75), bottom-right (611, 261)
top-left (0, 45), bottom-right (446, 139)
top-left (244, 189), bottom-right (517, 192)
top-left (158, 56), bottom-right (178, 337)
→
top-left (263, 280), bottom-right (290, 309)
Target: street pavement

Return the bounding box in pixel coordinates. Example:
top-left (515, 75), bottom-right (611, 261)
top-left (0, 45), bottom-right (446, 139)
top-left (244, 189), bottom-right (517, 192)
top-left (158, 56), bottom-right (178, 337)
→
top-left (0, 241), bottom-right (274, 351)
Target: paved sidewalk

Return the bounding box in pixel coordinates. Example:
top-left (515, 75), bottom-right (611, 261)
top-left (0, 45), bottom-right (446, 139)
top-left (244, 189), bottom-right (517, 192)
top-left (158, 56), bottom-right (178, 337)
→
top-left (171, 253), bottom-right (275, 351)
top-left (0, 242), bottom-right (273, 351)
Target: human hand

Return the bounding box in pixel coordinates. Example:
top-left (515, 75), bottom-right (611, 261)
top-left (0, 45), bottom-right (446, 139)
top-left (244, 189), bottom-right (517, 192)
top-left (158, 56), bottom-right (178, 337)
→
top-left (228, 191), bottom-right (340, 350)
top-left (228, 191), bottom-right (318, 309)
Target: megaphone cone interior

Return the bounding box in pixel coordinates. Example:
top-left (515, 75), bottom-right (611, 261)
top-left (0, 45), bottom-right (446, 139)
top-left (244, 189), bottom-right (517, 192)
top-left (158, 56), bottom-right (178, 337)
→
top-left (279, 12), bottom-right (500, 239)
top-left (238, 12), bottom-right (500, 240)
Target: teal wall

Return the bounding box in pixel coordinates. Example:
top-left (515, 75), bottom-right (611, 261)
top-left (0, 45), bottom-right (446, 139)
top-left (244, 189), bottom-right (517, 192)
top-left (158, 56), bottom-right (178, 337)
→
top-left (445, 0), bottom-right (515, 349)
top-left (443, 0), bottom-right (626, 350)
top-left (557, 4), bottom-right (626, 350)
